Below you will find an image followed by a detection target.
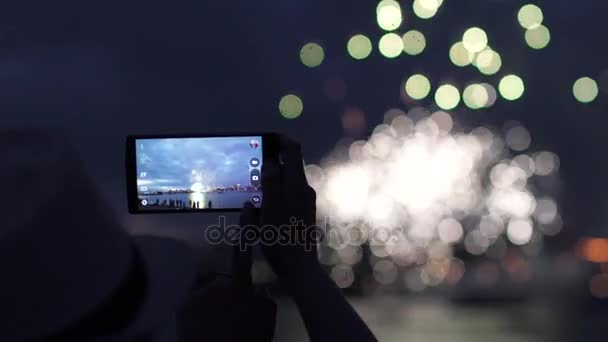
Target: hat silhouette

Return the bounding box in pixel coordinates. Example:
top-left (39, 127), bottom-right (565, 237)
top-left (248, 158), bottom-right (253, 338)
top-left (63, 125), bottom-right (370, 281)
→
top-left (0, 129), bottom-right (195, 341)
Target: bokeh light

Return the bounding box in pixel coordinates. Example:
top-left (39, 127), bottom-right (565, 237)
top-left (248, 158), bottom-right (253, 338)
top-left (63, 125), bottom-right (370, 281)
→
top-left (534, 151), bottom-right (559, 176)
top-left (462, 83), bottom-right (489, 109)
top-left (300, 42), bottom-right (324, 68)
top-left (579, 238), bottom-right (608, 263)
top-left (435, 84), bottom-right (461, 110)
top-left (347, 34), bottom-right (373, 60)
top-left (481, 83), bottom-right (498, 107)
top-left (413, 0), bottom-right (438, 19)
top-left (402, 30), bottom-right (426, 56)
top-left (476, 48), bottom-right (502, 75)
top-left (278, 94), bottom-right (303, 119)
top-left (590, 274), bottom-right (608, 298)
top-left (449, 42), bottom-right (474, 67)
top-left (377, 0), bottom-right (403, 31)
top-left (379, 33), bottom-right (404, 58)
top-left (405, 74), bottom-right (431, 100)
top-left (499, 74), bottom-right (525, 101)
top-left (573, 77), bottom-right (599, 103)
top-left (307, 111), bottom-right (562, 287)
top-left (462, 27), bottom-right (488, 53)
top-left (507, 219), bottom-right (533, 245)
top-left (518, 4), bottom-right (544, 29)
top-left (525, 25), bottom-right (551, 49)
top-left (505, 125), bottom-right (531, 152)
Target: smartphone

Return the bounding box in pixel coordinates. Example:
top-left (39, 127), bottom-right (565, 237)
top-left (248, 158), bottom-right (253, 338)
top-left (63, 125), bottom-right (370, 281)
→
top-left (126, 133), bottom-right (278, 213)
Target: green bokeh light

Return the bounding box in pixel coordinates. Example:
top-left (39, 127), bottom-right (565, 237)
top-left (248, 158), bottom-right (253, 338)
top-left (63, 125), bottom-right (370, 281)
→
top-left (573, 77), bottom-right (599, 103)
top-left (377, 0), bottom-right (403, 31)
top-left (499, 75), bottom-right (525, 101)
top-left (405, 74), bottom-right (431, 100)
top-left (402, 30), bottom-right (426, 56)
top-left (518, 4), bottom-right (544, 29)
top-left (476, 48), bottom-right (502, 75)
top-left (462, 27), bottom-right (488, 53)
top-left (435, 84), bottom-right (461, 110)
top-left (413, 0), bottom-right (438, 19)
top-left (347, 34), bottom-right (373, 60)
top-left (379, 33), bottom-right (403, 58)
top-left (525, 25), bottom-right (551, 49)
top-left (300, 43), bottom-right (324, 68)
top-left (279, 94), bottom-right (304, 119)
top-left (449, 42), bottom-right (474, 67)
top-left (463, 84), bottom-right (489, 109)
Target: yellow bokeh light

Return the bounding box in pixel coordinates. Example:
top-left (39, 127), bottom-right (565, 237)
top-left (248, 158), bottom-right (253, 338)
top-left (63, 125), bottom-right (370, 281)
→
top-left (499, 75), bottom-right (525, 101)
top-left (518, 4), bottom-right (544, 29)
top-left (525, 25), bottom-right (551, 49)
top-left (300, 43), bottom-right (324, 68)
top-left (476, 48), bottom-right (502, 75)
top-left (402, 30), bottom-right (426, 56)
top-left (379, 33), bottom-right (404, 58)
top-left (377, 0), bottom-right (403, 31)
top-left (413, 0), bottom-right (438, 19)
top-left (435, 84), bottom-right (461, 110)
top-left (405, 74), bottom-right (432, 100)
top-left (449, 42), bottom-right (474, 67)
top-left (279, 94), bottom-right (304, 119)
top-left (462, 27), bottom-right (488, 53)
top-left (347, 34), bottom-right (373, 60)
top-left (573, 77), bottom-right (599, 103)
top-left (463, 84), bottom-right (489, 109)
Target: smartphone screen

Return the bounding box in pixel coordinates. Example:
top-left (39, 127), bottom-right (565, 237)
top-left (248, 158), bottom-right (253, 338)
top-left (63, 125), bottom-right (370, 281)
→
top-left (129, 136), bottom-right (263, 212)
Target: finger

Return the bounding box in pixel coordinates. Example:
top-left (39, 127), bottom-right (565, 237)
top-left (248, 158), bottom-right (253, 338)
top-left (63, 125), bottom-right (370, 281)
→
top-left (261, 159), bottom-right (282, 214)
top-left (239, 201), bottom-right (259, 226)
top-left (234, 203), bottom-right (257, 287)
top-left (278, 135), bottom-right (307, 186)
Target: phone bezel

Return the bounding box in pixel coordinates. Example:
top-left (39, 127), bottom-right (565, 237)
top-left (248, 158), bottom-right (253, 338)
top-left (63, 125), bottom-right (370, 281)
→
top-left (125, 132), bottom-right (278, 214)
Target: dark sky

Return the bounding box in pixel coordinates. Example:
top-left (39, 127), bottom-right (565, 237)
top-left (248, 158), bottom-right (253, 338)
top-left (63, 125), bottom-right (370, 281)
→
top-left (0, 0), bottom-right (607, 235)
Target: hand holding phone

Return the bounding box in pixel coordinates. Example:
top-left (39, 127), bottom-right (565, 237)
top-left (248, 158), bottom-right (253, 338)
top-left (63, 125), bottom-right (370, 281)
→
top-left (258, 136), bottom-right (320, 277)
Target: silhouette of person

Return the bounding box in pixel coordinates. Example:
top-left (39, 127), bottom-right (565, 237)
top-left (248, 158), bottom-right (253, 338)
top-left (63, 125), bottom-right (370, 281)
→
top-left (208, 200), bottom-right (213, 208)
top-left (0, 131), bottom-right (376, 342)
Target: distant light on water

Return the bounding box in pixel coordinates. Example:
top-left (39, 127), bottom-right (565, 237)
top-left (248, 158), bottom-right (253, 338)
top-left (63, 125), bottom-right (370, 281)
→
top-left (435, 84), bottom-right (460, 110)
top-left (278, 94), bottom-right (303, 119)
top-left (405, 74), bottom-right (432, 100)
top-left (573, 77), bottom-right (599, 103)
top-left (379, 33), bottom-right (404, 58)
top-left (402, 30), bottom-right (427, 56)
top-left (300, 43), bottom-right (324, 68)
top-left (347, 34), bottom-right (373, 60)
top-left (525, 25), bottom-right (551, 49)
top-left (499, 74), bottom-right (525, 101)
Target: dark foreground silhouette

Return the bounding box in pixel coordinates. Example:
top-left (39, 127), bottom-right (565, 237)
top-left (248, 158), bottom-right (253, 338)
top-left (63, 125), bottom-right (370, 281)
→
top-left (0, 129), bottom-right (376, 342)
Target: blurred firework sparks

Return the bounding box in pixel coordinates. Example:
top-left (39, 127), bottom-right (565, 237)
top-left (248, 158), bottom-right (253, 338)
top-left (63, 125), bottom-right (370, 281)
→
top-left (305, 110), bottom-right (562, 289)
top-left (272, 0), bottom-right (605, 290)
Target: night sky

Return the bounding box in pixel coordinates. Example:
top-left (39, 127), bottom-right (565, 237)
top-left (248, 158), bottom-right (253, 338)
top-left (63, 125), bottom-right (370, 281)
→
top-left (1, 0), bottom-right (607, 236)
